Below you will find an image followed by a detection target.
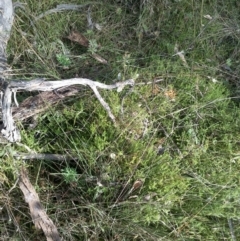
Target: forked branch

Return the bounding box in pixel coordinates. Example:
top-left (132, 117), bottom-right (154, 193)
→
top-left (1, 78), bottom-right (134, 142)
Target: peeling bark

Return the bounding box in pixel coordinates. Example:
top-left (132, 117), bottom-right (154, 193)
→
top-left (12, 86), bottom-right (82, 121)
top-left (0, 0), bottom-right (20, 142)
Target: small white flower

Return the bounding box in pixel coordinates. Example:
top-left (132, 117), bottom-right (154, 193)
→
top-left (110, 153), bottom-right (116, 160)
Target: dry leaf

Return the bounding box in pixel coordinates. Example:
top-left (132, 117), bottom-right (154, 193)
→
top-left (164, 89), bottom-right (176, 100)
top-left (66, 30), bottom-right (108, 64)
top-left (132, 180), bottom-right (143, 190)
top-left (67, 30), bottom-right (89, 47)
top-left (95, 23), bottom-right (103, 31)
top-left (152, 84), bottom-right (160, 95)
top-left (128, 180), bottom-right (143, 195)
top-left (144, 192), bottom-right (157, 201)
top-left (144, 194), bottom-right (151, 201)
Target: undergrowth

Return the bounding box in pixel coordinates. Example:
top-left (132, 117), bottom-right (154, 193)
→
top-left (1, 0), bottom-right (240, 240)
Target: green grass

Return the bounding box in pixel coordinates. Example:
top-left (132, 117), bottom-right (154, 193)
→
top-left (1, 0), bottom-right (240, 240)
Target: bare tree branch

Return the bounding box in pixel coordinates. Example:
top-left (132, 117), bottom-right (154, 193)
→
top-left (15, 152), bottom-right (78, 161)
top-left (1, 78), bottom-right (134, 142)
top-left (35, 3), bottom-right (98, 21)
top-left (8, 78), bottom-right (134, 92)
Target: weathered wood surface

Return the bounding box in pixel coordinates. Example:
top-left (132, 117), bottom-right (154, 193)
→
top-left (0, 0), bottom-right (14, 75)
top-left (19, 168), bottom-right (62, 241)
top-left (12, 86), bottom-right (82, 121)
top-left (0, 76), bottom-right (134, 142)
top-left (0, 0), bottom-right (20, 142)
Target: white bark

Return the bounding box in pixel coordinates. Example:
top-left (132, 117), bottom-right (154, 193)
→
top-left (0, 78), bottom-right (134, 142)
top-left (0, 0), bottom-right (20, 142)
top-left (0, 0), bottom-right (14, 74)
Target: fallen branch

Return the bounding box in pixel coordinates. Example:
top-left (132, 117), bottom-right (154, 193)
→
top-left (8, 78), bottom-right (134, 92)
top-left (19, 167), bottom-right (62, 241)
top-left (10, 79), bottom-right (162, 122)
top-left (1, 78), bottom-right (134, 142)
top-left (15, 152), bottom-right (78, 161)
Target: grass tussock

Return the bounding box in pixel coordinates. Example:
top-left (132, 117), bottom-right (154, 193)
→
top-left (1, 0), bottom-right (240, 240)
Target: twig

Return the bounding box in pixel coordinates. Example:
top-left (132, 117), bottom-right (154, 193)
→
top-left (14, 153), bottom-right (78, 161)
top-left (35, 3), bottom-right (100, 21)
top-left (87, 6), bottom-right (93, 29)
top-left (135, 79), bottom-right (164, 85)
top-left (90, 84), bottom-right (116, 123)
top-left (8, 176), bottom-right (19, 194)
